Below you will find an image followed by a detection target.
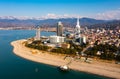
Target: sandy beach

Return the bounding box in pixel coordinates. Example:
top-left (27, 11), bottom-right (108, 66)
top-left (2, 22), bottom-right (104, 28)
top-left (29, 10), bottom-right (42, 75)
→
top-left (11, 39), bottom-right (120, 79)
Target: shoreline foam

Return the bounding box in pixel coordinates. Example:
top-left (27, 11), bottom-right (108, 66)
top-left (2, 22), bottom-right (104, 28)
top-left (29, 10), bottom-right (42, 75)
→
top-left (11, 39), bottom-right (120, 79)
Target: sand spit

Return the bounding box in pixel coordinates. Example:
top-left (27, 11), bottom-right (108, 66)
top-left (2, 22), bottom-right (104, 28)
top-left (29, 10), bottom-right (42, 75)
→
top-left (11, 39), bottom-right (120, 79)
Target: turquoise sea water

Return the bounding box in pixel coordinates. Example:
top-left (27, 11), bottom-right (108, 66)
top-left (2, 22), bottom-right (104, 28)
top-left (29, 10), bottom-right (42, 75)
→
top-left (0, 30), bottom-right (111, 79)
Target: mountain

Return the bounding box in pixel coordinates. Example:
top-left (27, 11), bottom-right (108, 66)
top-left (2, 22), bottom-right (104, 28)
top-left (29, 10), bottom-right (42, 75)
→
top-left (0, 17), bottom-right (118, 29)
top-left (80, 18), bottom-right (106, 25)
top-left (88, 20), bottom-right (120, 29)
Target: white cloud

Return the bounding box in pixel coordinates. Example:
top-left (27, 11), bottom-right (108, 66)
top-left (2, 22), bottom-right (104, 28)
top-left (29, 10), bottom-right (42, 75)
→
top-left (45, 13), bottom-right (58, 19)
top-left (0, 16), bottom-right (41, 20)
top-left (94, 9), bottom-right (120, 20)
top-left (41, 13), bottom-right (82, 19)
top-left (0, 14), bottom-right (83, 20)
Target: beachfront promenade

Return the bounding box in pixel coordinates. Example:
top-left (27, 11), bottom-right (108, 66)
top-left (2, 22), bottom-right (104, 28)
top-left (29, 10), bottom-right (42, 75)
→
top-left (11, 39), bottom-right (120, 79)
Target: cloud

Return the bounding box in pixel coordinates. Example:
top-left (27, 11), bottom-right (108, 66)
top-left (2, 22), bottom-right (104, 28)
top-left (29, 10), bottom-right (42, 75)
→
top-left (0, 14), bottom-right (83, 20)
top-left (94, 9), bottom-right (120, 20)
top-left (41, 13), bottom-right (82, 19)
top-left (46, 13), bottom-right (58, 19)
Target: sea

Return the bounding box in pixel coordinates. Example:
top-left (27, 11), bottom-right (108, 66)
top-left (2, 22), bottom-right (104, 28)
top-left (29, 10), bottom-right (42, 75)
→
top-left (0, 30), bottom-right (111, 79)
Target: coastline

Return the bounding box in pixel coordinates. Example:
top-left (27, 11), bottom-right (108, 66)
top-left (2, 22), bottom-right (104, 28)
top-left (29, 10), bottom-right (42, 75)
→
top-left (11, 39), bottom-right (120, 79)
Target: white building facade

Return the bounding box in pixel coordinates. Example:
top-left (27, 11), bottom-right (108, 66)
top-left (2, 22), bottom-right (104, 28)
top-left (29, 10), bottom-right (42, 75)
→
top-left (49, 36), bottom-right (65, 44)
top-left (35, 27), bottom-right (40, 40)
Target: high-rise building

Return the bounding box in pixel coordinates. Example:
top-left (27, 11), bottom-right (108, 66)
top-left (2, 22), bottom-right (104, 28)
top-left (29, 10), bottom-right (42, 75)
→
top-left (35, 27), bottom-right (40, 40)
top-left (74, 18), bottom-right (81, 39)
top-left (74, 17), bottom-right (87, 45)
top-left (57, 21), bottom-right (63, 36)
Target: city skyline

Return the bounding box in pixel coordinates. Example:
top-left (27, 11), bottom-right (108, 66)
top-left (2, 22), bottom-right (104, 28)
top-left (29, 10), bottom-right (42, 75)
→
top-left (0, 0), bottom-right (120, 20)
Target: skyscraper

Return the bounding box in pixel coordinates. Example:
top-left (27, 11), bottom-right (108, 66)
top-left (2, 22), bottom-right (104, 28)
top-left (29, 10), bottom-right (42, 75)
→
top-left (75, 18), bottom-right (81, 39)
top-left (35, 27), bottom-right (41, 40)
top-left (74, 18), bottom-right (87, 45)
top-left (57, 21), bottom-right (63, 36)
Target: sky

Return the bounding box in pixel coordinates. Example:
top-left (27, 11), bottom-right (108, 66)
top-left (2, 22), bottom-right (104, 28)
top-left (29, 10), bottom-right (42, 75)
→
top-left (0, 0), bottom-right (120, 20)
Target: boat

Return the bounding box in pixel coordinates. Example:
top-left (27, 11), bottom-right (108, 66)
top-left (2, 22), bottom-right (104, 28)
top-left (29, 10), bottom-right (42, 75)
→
top-left (59, 65), bottom-right (69, 71)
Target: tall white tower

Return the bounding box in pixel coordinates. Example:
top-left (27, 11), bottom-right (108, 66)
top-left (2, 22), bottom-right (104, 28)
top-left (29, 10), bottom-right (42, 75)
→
top-left (75, 18), bottom-right (81, 39)
top-left (35, 27), bottom-right (41, 40)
